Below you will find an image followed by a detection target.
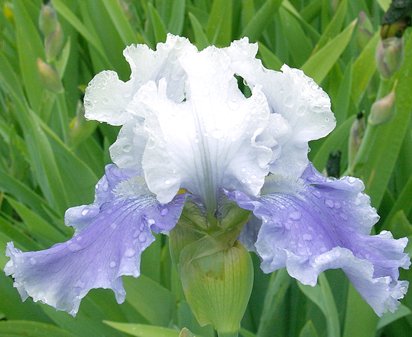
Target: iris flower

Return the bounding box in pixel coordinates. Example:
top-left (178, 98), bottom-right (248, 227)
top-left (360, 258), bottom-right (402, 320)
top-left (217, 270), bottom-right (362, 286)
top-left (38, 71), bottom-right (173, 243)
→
top-left (5, 35), bottom-right (409, 317)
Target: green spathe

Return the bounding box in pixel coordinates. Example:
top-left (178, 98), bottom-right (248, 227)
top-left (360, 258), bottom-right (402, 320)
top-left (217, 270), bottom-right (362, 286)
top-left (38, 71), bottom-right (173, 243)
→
top-left (179, 234), bottom-right (253, 337)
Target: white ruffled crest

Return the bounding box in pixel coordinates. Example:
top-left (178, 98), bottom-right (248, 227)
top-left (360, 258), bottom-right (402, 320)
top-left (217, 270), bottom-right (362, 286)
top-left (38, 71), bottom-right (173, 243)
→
top-left (226, 38), bottom-right (336, 180)
top-left (135, 46), bottom-right (278, 208)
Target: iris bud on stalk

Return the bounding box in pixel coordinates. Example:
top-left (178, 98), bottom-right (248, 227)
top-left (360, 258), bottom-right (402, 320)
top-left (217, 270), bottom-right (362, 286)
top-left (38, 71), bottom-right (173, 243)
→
top-left (36, 58), bottom-right (63, 93)
top-left (180, 237), bottom-right (253, 337)
top-left (368, 90), bottom-right (396, 125)
top-left (45, 22), bottom-right (65, 62)
top-left (39, 4), bottom-right (58, 37)
top-left (376, 37), bottom-right (404, 78)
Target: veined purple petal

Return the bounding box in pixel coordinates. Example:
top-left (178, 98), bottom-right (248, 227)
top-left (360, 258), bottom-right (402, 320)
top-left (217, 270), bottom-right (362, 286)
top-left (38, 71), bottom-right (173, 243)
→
top-left (4, 165), bottom-right (185, 316)
top-left (227, 164), bottom-right (410, 316)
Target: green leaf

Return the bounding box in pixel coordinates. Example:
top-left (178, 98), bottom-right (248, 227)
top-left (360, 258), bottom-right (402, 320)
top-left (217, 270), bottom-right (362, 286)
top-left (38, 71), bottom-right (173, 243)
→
top-left (188, 12), bottom-right (210, 50)
top-left (6, 197), bottom-right (66, 243)
top-left (104, 322), bottom-right (179, 337)
top-left (240, 328), bottom-right (257, 337)
top-left (377, 304), bottom-right (411, 329)
top-left (241, 0), bottom-right (282, 42)
top-left (256, 269), bottom-right (291, 337)
top-left (258, 42), bottom-right (282, 71)
top-left (299, 321), bottom-right (319, 337)
top-left (51, 0), bottom-right (111, 66)
top-left (0, 321), bottom-right (76, 337)
top-left (102, 0), bottom-right (136, 45)
top-left (301, 20), bottom-right (357, 84)
top-left (351, 32), bottom-right (379, 105)
top-left (13, 0), bottom-right (45, 111)
top-left (123, 275), bottom-right (175, 326)
top-left (206, 0), bottom-right (233, 46)
top-left (315, 0), bottom-right (348, 50)
top-left (168, 0), bottom-right (186, 35)
top-left (147, 3), bottom-right (167, 42)
top-left (354, 33), bottom-right (412, 207)
top-left (298, 274), bottom-right (340, 337)
top-left (343, 285), bottom-right (378, 337)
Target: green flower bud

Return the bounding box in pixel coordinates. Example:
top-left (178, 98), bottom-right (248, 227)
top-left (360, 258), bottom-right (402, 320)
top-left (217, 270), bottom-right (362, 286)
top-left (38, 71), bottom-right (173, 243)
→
top-left (368, 91), bottom-right (396, 125)
top-left (179, 235), bottom-right (253, 336)
top-left (45, 22), bottom-right (65, 62)
top-left (348, 111), bottom-right (365, 167)
top-left (36, 58), bottom-right (63, 93)
top-left (376, 37), bottom-right (404, 78)
top-left (39, 4), bottom-right (58, 37)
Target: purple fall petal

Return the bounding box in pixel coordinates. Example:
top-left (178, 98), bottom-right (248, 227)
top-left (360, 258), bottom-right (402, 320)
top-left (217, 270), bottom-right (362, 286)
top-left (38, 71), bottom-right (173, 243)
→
top-left (4, 165), bottom-right (185, 315)
top-left (227, 164), bottom-right (410, 316)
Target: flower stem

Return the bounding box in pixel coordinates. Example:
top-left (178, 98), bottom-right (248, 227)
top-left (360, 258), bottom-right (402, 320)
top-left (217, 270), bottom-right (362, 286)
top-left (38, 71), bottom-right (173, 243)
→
top-left (217, 331), bottom-right (238, 337)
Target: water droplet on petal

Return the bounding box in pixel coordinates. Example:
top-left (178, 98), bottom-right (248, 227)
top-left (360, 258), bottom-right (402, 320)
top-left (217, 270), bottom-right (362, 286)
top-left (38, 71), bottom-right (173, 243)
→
top-left (125, 248), bottom-right (136, 257)
top-left (133, 230), bottom-right (139, 238)
top-left (138, 233), bottom-right (146, 243)
top-left (303, 234), bottom-right (312, 241)
top-left (30, 257), bottom-right (36, 265)
top-left (160, 208), bottom-right (168, 216)
top-left (110, 261), bottom-right (117, 268)
top-left (147, 218), bottom-right (155, 225)
top-left (81, 209), bottom-right (89, 216)
top-left (165, 180), bottom-right (171, 185)
top-left (68, 243), bottom-right (82, 252)
top-left (334, 202), bottom-right (341, 209)
top-left (325, 199), bottom-right (334, 208)
top-left (289, 211), bottom-right (301, 220)
top-left (111, 223), bottom-right (117, 229)
top-left (312, 190), bottom-right (321, 198)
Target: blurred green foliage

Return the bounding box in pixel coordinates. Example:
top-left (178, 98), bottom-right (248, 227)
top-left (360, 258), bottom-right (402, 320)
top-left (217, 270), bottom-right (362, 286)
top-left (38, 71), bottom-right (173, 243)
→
top-left (0, 0), bottom-right (411, 336)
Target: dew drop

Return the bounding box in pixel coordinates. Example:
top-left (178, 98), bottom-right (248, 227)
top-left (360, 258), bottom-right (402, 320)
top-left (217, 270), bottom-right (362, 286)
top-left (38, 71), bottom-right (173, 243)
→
top-left (133, 230), bottom-right (139, 238)
top-left (334, 202), bottom-right (341, 209)
top-left (325, 199), bottom-right (334, 208)
top-left (111, 223), bottom-right (117, 229)
top-left (303, 234), bottom-right (312, 241)
top-left (30, 257), bottom-right (36, 265)
top-left (289, 211), bottom-right (301, 220)
top-left (312, 190), bottom-right (321, 198)
top-left (109, 261), bottom-right (117, 268)
top-left (68, 243), bottom-right (82, 252)
top-left (147, 218), bottom-right (155, 225)
top-left (125, 248), bottom-right (136, 257)
top-left (138, 233), bottom-right (146, 243)
top-left (165, 180), bottom-right (171, 185)
top-left (81, 208), bottom-right (89, 216)
top-left (160, 208), bottom-right (169, 216)
top-left (340, 213), bottom-right (348, 220)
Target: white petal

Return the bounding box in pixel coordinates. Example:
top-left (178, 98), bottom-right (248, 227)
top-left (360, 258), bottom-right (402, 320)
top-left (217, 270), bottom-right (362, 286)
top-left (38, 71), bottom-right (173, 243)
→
top-left (135, 46), bottom-right (276, 208)
top-left (84, 34), bottom-right (196, 126)
top-left (226, 39), bottom-right (336, 180)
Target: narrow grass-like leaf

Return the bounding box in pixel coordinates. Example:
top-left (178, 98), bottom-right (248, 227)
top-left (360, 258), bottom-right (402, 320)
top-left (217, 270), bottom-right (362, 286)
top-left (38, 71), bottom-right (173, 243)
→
top-left (0, 321), bottom-right (76, 337)
top-left (104, 321), bottom-right (179, 337)
top-left (13, 0), bottom-right (44, 111)
top-left (315, 0), bottom-right (347, 51)
top-left (258, 42), bottom-right (282, 70)
top-left (168, 0), bottom-right (186, 35)
top-left (102, 0), bottom-right (136, 45)
top-left (302, 20), bottom-right (356, 84)
top-left (342, 285), bottom-right (378, 337)
top-left (298, 274), bottom-right (340, 337)
top-left (354, 34), bottom-right (412, 207)
top-left (51, 0), bottom-right (111, 66)
top-left (299, 321), bottom-right (319, 337)
top-left (188, 12), bottom-right (210, 50)
top-left (147, 3), bottom-right (167, 42)
top-left (377, 304), bottom-right (411, 329)
top-left (206, 0), bottom-right (233, 45)
top-left (6, 197), bottom-right (65, 243)
top-left (241, 0), bottom-right (282, 41)
top-left (350, 32), bottom-right (379, 105)
top-left (123, 275), bottom-right (175, 326)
